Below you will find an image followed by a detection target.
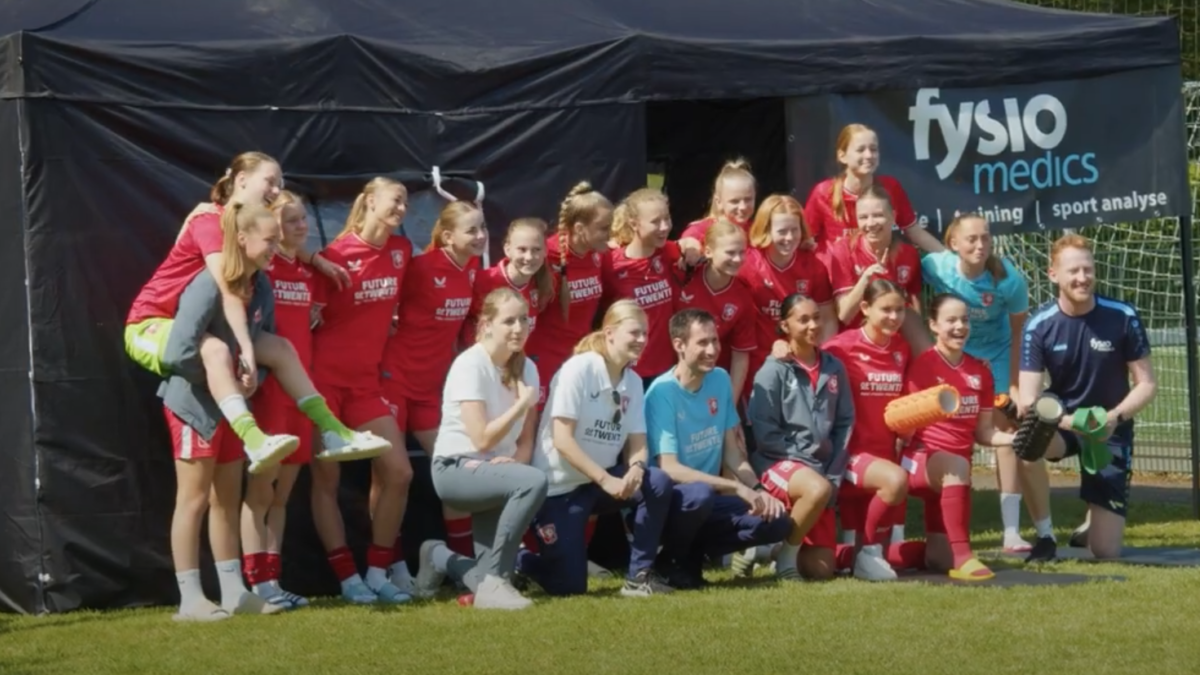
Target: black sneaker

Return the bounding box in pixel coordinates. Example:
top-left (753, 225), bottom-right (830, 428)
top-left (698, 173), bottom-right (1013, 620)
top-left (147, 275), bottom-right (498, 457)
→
top-left (620, 569), bottom-right (674, 597)
top-left (1026, 536), bottom-right (1058, 563)
top-left (654, 554), bottom-right (706, 590)
top-left (1068, 524), bottom-right (1089, 549)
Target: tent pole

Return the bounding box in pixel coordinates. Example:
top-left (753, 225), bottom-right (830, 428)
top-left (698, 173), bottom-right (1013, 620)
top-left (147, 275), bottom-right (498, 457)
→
top-left (1180, 214), bottom-right (1200, 520)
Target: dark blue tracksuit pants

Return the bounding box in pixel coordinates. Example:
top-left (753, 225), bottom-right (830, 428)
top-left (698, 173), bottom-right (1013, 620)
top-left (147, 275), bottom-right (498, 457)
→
top-left (516, 465), bottom-right (672, 596)
top-left (664, 484), bottom-right (792, 567)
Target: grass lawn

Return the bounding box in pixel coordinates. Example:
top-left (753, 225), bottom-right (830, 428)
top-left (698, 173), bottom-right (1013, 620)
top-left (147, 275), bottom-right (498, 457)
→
top-left (2, 487), bottom-right (1200, 675)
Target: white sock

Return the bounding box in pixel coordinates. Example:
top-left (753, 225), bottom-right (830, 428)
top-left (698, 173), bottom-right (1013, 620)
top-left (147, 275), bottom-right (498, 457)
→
top-left (389, 558), bottom-right (411, 578)
top-left (892, 525), bottom-right (905, 542)
top-left (775, 542), bottom-right (801, 572)
top-left (364, 566), bottom-right (390, 590)
top-left (431, 542), bottom-right (453, 573)
top-left (217, 395), bottom-right (250, 425)
top-left (1000, 493), bottom-right (1023, 538)
top-left (1035, 517), bottom-right (1055, 540)
top-left (176, 569), bottom-right (207, 610)
top-left (252, 581), bottom-right (279, 597)
top-left (214, 559), bottom-right (248, 609)
top-left (841, 530), bottom-right (856, 546)
top-left (340, 573), bottom-right (366, 593)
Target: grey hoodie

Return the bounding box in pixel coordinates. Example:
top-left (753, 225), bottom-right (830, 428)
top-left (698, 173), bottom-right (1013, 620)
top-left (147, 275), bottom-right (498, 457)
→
top-left (158, 269), bottom-right (275, 440)
top-left (747, 351), bottom-right (854, 489)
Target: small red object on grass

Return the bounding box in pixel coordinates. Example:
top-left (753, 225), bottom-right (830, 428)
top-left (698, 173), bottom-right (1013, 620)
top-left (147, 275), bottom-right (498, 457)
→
top-left (457, 593), bottom-right (474, 607)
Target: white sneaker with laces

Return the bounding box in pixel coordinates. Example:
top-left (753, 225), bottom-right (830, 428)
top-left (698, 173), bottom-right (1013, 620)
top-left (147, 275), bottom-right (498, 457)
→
top-left (853, 544), bottom-right (898, 582)
top-left (245, 435), bottom-right (300, 475)
top-left (413, 540), bottom-right (446, 599)
top-left (316, 430), bottom-right (392, 462)
top-left (473, 574), bottom-right (532, 610)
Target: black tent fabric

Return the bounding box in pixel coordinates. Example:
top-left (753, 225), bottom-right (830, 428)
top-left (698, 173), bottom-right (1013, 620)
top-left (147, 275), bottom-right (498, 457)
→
top-left (0, 0), bottom-right (1182, 613)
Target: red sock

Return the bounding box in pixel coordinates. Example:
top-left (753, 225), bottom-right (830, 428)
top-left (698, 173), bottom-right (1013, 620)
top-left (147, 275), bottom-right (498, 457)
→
top-left (584, 518), bottom-right (597, 546)
top-left (393, 535), bottom-right (405, 563)
top-left (888, 501), bottom-right (908, 528)
top-left (862, 496), bottom-right (893, 546)
top-left (242, 552), bottom-right (265, 585)
top-left (522, 530), bottom-right (540, 553)
top-left (264, 551), bottom-right (282, 583)
top-left (446, 517), bottom-right (474, 557)
top-left (834, 544), bottom-right (856, 571)
top-left (366, 543), bottom-right (394, 571)
top-left (887, 541), bottom-right (927, 570)
top-left (328, 547), bottom-right (358, 582)
top-left (941, 485), bottom-right (973, 568)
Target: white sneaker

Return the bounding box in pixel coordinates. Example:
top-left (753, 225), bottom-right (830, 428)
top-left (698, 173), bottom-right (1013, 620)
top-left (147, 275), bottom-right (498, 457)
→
top-left (413, 540), bottom-right (446, 599)
top-left (853, 544), bottom-right (898, 582)
top-left (173, 598), bottom-right (230, 622)
top-left (245, 435), bottom-right (300, 475)
top-left (390, 560), bottom-right (416, 595)
top-left (586, 560), bottom-right (613, 579)
top-left (316, 430), bottom-right (392, 462)
top-left (228, 591), bottom-right (287, 615)
top-left (473, 574), bottom-right (532, 610)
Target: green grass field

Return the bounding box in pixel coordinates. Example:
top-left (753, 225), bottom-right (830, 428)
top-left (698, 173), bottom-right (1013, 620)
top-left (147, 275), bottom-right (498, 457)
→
top-left (3, 489), bottom-right (1199, 675)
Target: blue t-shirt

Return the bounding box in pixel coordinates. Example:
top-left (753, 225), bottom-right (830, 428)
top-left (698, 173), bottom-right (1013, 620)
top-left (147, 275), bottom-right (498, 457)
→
top-left (921, 251), bottom-right (1029, 363)
top-left (1020, 296), bottom-right (1150, 442)
top-left (645, 367), bottom-right (740, 476)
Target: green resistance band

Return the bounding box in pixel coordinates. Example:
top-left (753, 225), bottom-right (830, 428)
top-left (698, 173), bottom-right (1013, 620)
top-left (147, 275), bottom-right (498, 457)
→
top-left (1071, 407), bottom-right (1111, 474)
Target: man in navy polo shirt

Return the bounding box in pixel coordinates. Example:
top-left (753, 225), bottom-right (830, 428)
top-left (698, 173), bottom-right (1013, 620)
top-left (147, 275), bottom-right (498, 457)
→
top-left (1017, 234), bottom-right (1157, 562)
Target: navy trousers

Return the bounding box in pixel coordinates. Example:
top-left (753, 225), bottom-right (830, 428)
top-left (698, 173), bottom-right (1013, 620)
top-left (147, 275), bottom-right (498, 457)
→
top-left (516, 465), bottom-right (672, 596)
top-left (665, 485), bottom-right (792, 566)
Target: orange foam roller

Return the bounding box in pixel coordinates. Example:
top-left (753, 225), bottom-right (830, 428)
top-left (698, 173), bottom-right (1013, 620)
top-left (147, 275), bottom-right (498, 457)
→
top-left (884, 384), bottom-right (961, 435)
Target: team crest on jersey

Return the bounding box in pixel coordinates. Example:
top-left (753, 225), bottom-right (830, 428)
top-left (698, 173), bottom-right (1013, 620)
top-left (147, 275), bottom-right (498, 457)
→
top-left (980, 292), bottom-right (993, 307)
top-left (592, 252), bottom-right (601, 266)
top-left (893, 352), bottom-right (903, 365)
top-left (391, 251), bottom-right (404, 269)
top-left (468, 269), bottom-right (476, 285)
top-left (530, 290), bottom-right (539, 306)
top-left (828, 375), bottom-right (838, 394)
top-left (651, 257), bottom-right (664, 274)
top-left (708, 397), bottom-right (719, 416)
top-left (966, 375), bottom-right (982, 391)
top-left (722, 303), bottom-right (737, 321)
top-left (796, 279), bottom-right (809, 294)
top-left (897, 265), bottom-right (912, 284)
top-left (537, 524), bottom-right (558, 545)
top-left (300, 265), bottom-right (313, 277)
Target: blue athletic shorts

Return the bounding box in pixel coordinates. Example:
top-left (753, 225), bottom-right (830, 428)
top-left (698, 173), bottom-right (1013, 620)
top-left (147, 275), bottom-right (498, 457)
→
top-left (1053, 430), bottom-right (1133, 518)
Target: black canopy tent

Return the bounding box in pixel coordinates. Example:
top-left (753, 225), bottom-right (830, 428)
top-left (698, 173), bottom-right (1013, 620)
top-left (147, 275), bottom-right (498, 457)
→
top-left (0, 0), bottom-right (1181, 613)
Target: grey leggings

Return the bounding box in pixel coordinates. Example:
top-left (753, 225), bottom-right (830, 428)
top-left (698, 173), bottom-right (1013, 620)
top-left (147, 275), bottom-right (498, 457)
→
top-left (431, 456), bottom-right (549, 592)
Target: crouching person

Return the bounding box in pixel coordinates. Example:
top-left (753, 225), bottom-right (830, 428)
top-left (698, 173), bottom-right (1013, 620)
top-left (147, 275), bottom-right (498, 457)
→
top-left (647, 309), bottom-right (790, 588)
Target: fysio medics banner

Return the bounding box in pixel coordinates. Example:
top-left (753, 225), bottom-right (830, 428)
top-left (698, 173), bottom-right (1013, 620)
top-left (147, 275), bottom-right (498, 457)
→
top-left (786, 66), bottom-right (1190, 235)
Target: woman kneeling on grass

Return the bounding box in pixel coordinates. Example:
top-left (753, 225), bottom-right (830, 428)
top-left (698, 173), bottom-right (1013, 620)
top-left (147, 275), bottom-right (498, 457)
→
top-left (414, 288), bottom-right (548, 610)
top-left (895, 293), bottom-right (1016, 580)
top-left (517, 300), bottom-right (675, 597)
top-left (125, 203), bottom-right (388, 621)
top-left (748, 293), bottom-right (854, 581)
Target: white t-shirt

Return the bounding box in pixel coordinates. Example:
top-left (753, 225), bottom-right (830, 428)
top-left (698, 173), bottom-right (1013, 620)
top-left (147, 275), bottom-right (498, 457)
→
top-left (433, 344), bottom-right (540, 459)
top-left (532, 351), bottom-right (646, 497)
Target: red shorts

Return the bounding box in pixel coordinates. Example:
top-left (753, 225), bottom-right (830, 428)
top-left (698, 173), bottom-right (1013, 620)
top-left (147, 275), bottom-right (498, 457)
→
top-left (164, 408), bottom-right (243, 464)
top-left (255, 378), bottom-right (314, 464)
top-left (837, 454), bottom-right (892, 533)
top-left (380, 379), bottom-right (441, 432)
top-left (759, 460), bottom-right (835, 549)
top-left (317, 380), bottom-right (391, 430)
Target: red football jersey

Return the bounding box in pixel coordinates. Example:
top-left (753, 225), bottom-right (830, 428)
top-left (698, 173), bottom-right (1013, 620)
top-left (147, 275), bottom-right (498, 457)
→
top-left (909, 349), bottom-right (993, 458)
top-left (675, 267), bottom-right (757, 372)
top-left (738, 247), bottom-right (833, 377)
top-left (602, 242), bottom-right (683, 377)
top-left (804, 175), bottom-right (918, 248)
top-left (525, 235), bottom-right (605, 388)
top-left (265, 253), bottom-right (320, 365)
top-left (824, 328), bottom-right (911, 459)
top-left (463, 259), bottom-right (543, 345)
top-left (126, 208), bottom-right (224, 324)
top-left (383, 248), bottom-right (479, 401)
top-left (311, 234), bottom-right (412, 388)
top-left (679, 216), bottom-right (752, 244)
top-left (828, 236), bottom-right (922, 329)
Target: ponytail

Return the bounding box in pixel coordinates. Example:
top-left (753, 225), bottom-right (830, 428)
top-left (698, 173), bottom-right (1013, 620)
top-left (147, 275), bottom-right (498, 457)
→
top-left (339, 177), bottom-right (405, 240)
top-left (210, 151), bottom-right (277, 206)
top-left (706, 158), bottom-right (756, 219)
top-left (573, 300), bottom-right (645, 358)
top-left (611, 188), bottom-right (666, 247)
top-left (555, 182), bottom-right (613, 320)
top-left (944, 213), bottom-right (1008, 282)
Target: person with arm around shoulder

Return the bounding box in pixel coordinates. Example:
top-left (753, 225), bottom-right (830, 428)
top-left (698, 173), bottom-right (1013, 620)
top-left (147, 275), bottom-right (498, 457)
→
top-left (748, 293), bottom-right (855, 581)
top-left (516, 300), bottom-right (676, 597)
top-left (646, 308), bottom-right (791, 589)
top-left (412, 288), bottom-right (547, 610)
